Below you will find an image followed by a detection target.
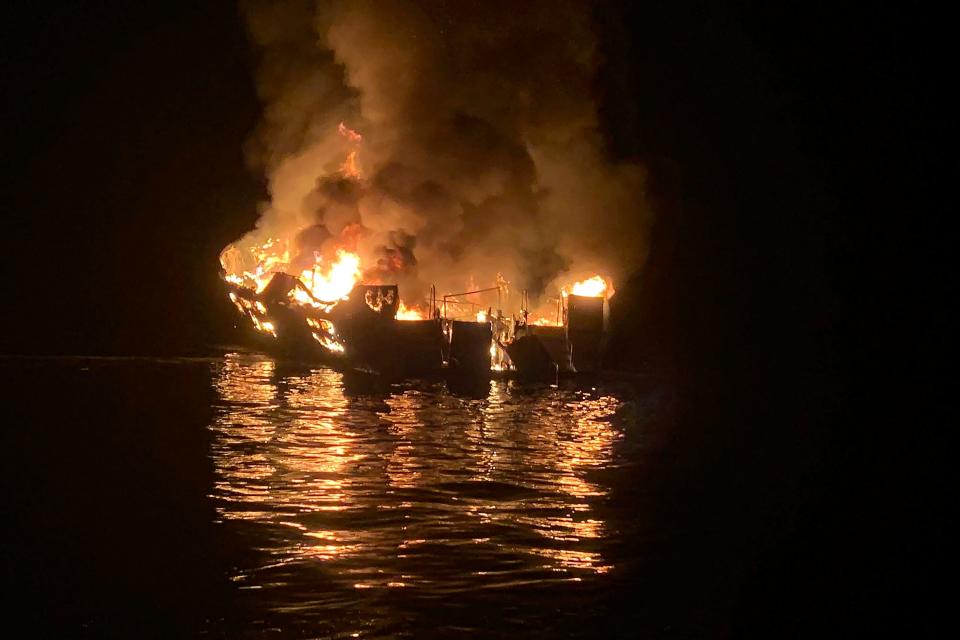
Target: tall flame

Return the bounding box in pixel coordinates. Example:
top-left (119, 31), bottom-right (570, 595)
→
top-left (338, 121), bottom-right (363, 178)
top-left (299, 250), bottom-right (362, 302)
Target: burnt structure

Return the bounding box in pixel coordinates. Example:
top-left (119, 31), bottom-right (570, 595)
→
top-left (327, 285), bottom-right (400, 375)
top-left (448, 320), bottom-right (493, 373)
top-left (505, 325), bottom-right (573, 380)
top-left (565, 294), bottom-right (606, 372)
top-left (395, 319), bottom-right (445, 376)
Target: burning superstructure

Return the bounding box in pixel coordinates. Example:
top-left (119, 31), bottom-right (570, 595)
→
top-left (222, 236), bottom-right (613, 378)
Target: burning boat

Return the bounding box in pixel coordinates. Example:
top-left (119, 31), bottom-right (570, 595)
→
top-left (224, 266), bottom-right (435, 376)
top-left (222, 254), bottom-right (613, 380)
top-left (218, 118), bottom-right (619, 379)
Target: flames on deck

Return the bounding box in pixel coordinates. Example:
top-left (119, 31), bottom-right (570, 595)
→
top-left (220, 122), bottom-right (614, 368)
top-left (223, 245), bottom-right (363, 307)
top-left (221, 122), bottom-right (430, 325)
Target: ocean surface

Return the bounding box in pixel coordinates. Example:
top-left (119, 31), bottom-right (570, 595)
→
top-left (2, 354), bottom-right (668, 638)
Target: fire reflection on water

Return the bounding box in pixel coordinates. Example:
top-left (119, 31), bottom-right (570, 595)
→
top-left (209, 353), bottom-right (630, 611)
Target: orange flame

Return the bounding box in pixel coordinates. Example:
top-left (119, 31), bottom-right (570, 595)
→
top-left (338, 122), bottom-right (363, 178)
top-left (563, 275), bottom-right (613, 299)
top-left (338, 121), bottom-right (362, 143)
top-left (297, 249), bottom-right (362, 302)
top-left (340, 150), bottom-right (361, 179)
top-left (306, 317), bottom-right (346, 353)
top-left (396, 302), bottom-right (427, 321)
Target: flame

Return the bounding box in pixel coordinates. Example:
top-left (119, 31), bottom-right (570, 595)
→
top-left (313, 333), bottom-right (346, 353)
top-left (563, 275), bottom-right (613, 299)
top-left (338, 122), bottom-right (363, 178)
top-left (228, 291), bottom-right (278, 336)
top-left (476, 310), bottom-right (488, 322)
top-left (223, 238), bottom-right (362, 308)
top-left (340, 150), bottom-right (361, 179)
top-left (250, 315), bottom-right (276, 337)
top-left (221, 237), bottom-right (288, 294)
top-left (307, 317), bottom-right (346, 354)
top-left (298, 250), bottom-right (362, 302)
top-left (531, 316), bottom-right (561, 326)
top-left (221, 238), bottom-right (367, 345)
top-left (338, 121), bottom-right (362, 143)
top-left (396, 302), bottom-right (427, 321)
top-left (490, 340), bottom-right (505, 371)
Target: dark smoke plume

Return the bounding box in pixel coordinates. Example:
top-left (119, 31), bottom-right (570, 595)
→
top-left (234, 0), bottom-right (652, 310)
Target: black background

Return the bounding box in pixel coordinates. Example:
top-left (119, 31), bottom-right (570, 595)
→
top-left (1, 1), bottom-right (952, 636)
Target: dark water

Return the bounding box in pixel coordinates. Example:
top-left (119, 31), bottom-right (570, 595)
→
top-left (2, 355), bottom-right (665, 638)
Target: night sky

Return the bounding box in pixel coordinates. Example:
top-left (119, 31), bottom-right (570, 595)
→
top-left (1, 1), bottom-right (952, 635)
top-left (2, 3), bottom-right (261, 354)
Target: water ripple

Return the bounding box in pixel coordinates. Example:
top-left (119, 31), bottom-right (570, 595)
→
top-left (209, 353), bottom-right (644, 636)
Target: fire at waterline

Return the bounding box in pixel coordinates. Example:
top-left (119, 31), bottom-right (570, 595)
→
top-left (220, 124), bottom-right (615, 378)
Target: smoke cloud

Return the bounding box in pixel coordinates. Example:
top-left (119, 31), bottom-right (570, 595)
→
top-left (232, 0), bottom-right (652, 311)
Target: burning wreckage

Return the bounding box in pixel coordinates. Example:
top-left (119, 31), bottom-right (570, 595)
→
top-left (220, 119), bottom-right (621, 379)
top-left (221, 250), bottom-right (614, 379)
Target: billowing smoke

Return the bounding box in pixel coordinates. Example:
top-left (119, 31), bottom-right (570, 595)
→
top-left (230, 0), bottom-right (651, 312)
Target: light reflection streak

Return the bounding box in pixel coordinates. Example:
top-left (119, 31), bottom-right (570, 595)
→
top-left (210, 355), bottom-right (365, 567)
top-left (209, 353), bottom-right (630, 601)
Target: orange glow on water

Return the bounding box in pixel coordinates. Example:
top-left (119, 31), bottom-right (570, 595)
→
top-left (210, 355), bottom-right (629, 590)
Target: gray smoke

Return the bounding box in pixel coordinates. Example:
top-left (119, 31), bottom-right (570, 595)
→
top-left (234, 0), bottom-right (652, 311)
